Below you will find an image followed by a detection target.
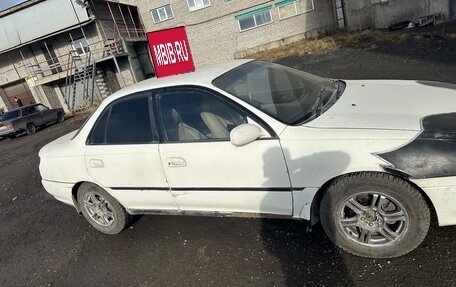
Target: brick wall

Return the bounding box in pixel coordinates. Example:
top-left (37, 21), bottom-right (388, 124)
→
top-left (116, 57), bottom-right (136, 88)
top-left (28, 24), bottom-right (105, 79)
top-left (0, 87), bottom-right (10, 111)
top-left (0, 24), bottom-right (104, 86)
top-left (52, 84), bottom-right (70, 113)
top-left (0, 52), bottom-right (26, 86)
top-left (116, 0), bottom-right (335, 65)
top-left (30, 85), bottom-right (52, 107)
top-left (41, 84), bottom-right (63, 109)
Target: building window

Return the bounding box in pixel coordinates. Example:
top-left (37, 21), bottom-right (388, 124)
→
top-left (187, 0), bottom-right (211, 11)
top-left (276, 0), bottom-right (314, 20)
top-left (236, 6), bottom-right (273, 32)
top-left (72, 38), bottom-right (89, 56)
top-left (151, 4), bottom-right (174, 23)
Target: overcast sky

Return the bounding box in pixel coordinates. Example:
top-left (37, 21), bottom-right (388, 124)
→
top-left (0, 0), bottom-right (28, 12)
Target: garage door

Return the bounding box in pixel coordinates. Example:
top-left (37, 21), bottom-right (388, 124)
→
top-left (4, 81), bottom-right (35, 108)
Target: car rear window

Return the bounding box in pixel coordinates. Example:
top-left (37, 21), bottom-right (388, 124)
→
top-left (106, 97), bottom-right (153, 144)
top-left (2, 110), bottom-right (20, 121)
top-left (88, 94), bottom-right (154, 145)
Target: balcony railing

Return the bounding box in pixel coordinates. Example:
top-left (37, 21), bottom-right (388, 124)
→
top-left (25, 38), bottom-right (126, 81)
top-left (0, 21), bottom-right (146, 87)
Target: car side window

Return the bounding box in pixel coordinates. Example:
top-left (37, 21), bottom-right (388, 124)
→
top-left (36, 105), bottom-right (47, 112)
top-left (89, 109), bottom-right (110, 144)
top-left (88, 94), bottom-right (154, 145)
top-left (22, 106), bottom-right (37, 116)
top-left (157, 88), bottom-right (249, 143)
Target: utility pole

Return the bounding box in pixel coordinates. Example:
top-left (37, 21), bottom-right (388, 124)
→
top-left (69, 0), bottom-right (88, 40)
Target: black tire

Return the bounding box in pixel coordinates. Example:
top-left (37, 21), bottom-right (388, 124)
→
top-left (26, 123), bottom-right (36, 135)
top-left (77, 183), bottom-right (131, 234)
top-left (320, 172), bottom-right (430, 258)
top-left (57, 112), bottom-right (65, 123)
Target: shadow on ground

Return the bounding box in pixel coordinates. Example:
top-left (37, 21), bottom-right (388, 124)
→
top-left (260, 219), bottom-right (352, 286)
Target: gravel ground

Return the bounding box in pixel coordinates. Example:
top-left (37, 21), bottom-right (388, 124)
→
top-left (1, 35), bottom-right (456, 287)
top-left (275, 34), bottom-right (456, 84)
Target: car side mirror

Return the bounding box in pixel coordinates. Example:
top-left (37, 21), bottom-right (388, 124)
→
top-left (230, 124), bottom-right (262, 147)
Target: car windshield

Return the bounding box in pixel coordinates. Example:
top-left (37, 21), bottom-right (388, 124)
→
top-left (2, 110), bottom-right (20, 121)
top-left (213, 61), bottom-right (341, 125)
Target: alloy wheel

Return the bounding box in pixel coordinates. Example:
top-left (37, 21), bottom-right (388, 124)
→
top-left (336, 191), bottom-right (409, 246)
top-left (82, 192), bottom-right (115, 227)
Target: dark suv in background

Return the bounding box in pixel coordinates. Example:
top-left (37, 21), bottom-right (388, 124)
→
top-left (0, 104), bottom-right (65, 138)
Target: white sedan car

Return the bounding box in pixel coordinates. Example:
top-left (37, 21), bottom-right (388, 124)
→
top-left (39, 60), bottom-right (456, 258)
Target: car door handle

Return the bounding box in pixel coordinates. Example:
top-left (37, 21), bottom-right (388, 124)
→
top-left (89, 159), bottom-right (104, 168)
top-left (166, 157), bottom-right (187, 168)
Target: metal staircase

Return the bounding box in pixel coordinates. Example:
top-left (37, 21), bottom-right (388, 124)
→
top-left (64, 52), bottom-right (97, 111)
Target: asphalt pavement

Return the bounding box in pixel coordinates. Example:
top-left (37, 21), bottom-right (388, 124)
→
top-left (1, 34), bottom-right (456, 287)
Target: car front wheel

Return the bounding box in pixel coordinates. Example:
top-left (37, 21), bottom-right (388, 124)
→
top-left (57, 112), bottom-right (65, 123)
top-left (77, 183), bottom-right (131, 234)
top-left (320, 172), bottom-right (430, 258)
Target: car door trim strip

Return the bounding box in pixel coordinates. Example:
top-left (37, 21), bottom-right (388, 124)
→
top-left (110, 187), bottom-right (305, 191)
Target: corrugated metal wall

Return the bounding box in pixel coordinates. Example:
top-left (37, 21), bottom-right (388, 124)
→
top-left (0, 0), bottom-right (90, 53)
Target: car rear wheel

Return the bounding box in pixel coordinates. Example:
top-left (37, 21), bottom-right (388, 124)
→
top-left (77, 183), bottom-right (131, 234)
top-left (57, 112), bottom-right (65, 123)
top-left (26, 123), bottom-right (36, 135)
top-left (320, 172), bottom-right (430, 258)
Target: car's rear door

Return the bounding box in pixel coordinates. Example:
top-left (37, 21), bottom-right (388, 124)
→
top-left (155, 87), bottom-right (292, 216)
top-left (84, 92), bottom-right (177, 212)
top-left (23, 105), bottom-right (44, 126)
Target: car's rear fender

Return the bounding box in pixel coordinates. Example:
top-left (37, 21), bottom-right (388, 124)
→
top-left (71, 181), bottom-right (85, 213)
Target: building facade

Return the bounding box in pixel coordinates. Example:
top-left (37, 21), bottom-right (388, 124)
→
top-left (0, 0), bottom-right (453, 113)
top-left (118, 0), bottom-right (453, 67)
top-left (343, 0), bottom-right (453, 29)
top-left (118, 0), bottom-right (336, 65)
top-left (0, 0), bottom-right (152, 113)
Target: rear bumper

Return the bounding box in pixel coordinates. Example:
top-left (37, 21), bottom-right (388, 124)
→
top-left (42, 179), bottom-right (75, 207)
top-left (412, 177), bottom-right (456, 226)
top-left (0, 127), bottom-right (16, 137)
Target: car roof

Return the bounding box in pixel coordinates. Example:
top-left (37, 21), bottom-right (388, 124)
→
top-left (107, 59), bottom-right (253, 102)
top-left (6, 104), bottom-right (38, 113)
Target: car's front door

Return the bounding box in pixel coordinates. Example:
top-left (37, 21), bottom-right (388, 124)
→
top-left (155, 87), bottom-right (292, 216)
top-left (36, 104), bottom-right (54, 123)
top-left (84, 92), bottom-right (177, 212)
